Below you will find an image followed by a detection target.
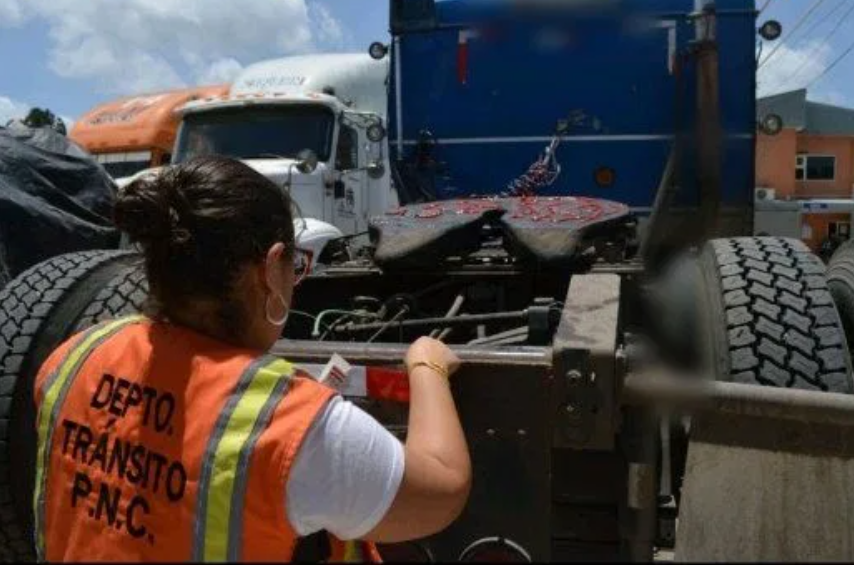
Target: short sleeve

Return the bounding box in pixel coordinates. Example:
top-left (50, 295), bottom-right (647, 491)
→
top-left (285, 395), bottom-right (405, 540)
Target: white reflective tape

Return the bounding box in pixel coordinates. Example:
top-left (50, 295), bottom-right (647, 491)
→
top-left (96, 150), bottom-right (152, 163)
top-left (297, 359), bottom-right (368, 398)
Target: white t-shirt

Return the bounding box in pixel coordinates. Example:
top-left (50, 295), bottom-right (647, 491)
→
top-left (285, 395), bottom-right (406, 540)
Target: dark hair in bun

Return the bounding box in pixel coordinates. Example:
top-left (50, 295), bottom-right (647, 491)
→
top-left (114, 156), bottom-right (295, 333)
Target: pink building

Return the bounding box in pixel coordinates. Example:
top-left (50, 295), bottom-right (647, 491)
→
top-left (756, 89), bottom-right (854, 252)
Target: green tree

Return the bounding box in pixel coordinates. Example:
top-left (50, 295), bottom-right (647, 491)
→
top-left (23, 107), bottom-right (66, 135)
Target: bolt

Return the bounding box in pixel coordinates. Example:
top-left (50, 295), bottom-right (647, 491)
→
top-left (518, 429), bottom-right (527, 437)
top-left (486, 428), bottom-right (496, 437)
top-left (565, 403), bottom-right (577, 414)
top-left (567, 370), bottom-right (583, 385)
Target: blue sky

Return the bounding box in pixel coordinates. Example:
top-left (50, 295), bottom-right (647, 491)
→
top-left (757, 0), bottom-right (854, 106)
top-left (0, 0), bottom-right (388, 126)
top-left (0, 0), bottom-right (852, 128)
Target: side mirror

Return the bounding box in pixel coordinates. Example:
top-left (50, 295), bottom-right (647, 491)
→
top-left (296, 149), bottom-right (319, 174)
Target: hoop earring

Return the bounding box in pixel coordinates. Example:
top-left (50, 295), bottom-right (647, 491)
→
top-left (265, 294), bottom-right (289, 327)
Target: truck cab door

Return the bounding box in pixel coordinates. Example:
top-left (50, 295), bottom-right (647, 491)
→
top-left (332, 124), bottom-right (366, 235)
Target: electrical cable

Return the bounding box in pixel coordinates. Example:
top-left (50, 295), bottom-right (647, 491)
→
top-left (312, 309), bottom-right (380, 337)
top-left (367, 307), bottom-right (409, 343)
top-left (759, 0), bottom-right (828, 69)
top-left (778, 0), bottom-right (854, 89)
top-left (805, 33), bottom-right (854, 89)
top-left (799, 0), bottom-right (846, 40)
top-left (289, 309), bottom-right (333, 333)
top-left (319, 313), bottom-right (354, 342)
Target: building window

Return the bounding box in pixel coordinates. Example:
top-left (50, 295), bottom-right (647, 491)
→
top-left (830, 221), bottom-right (851, 239)
top-left (796, 154), bottom-right (836, 181)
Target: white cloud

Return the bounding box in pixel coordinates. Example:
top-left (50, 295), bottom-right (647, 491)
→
top-left (195, 58), bottom-right (244, 86)
top-left (757, 40), bottom-right (834, 99)
top-left (0, 96), bottom-right (30, 125)
top-left (0, 0), bottom-right (344, 95)
top-left (0, 0), bottom-right (25, 26)
top-left (311, 3), bottom-right (344, 46)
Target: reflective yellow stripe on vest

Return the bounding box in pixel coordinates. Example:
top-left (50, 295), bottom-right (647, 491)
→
top-left (343, 541), bottom-right (364, 562)
top-left (193, 355), bottom-right (294, 562)
top-left (32, 315), bottom-right (146, 561)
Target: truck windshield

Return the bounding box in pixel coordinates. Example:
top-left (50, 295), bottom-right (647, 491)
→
top-left (174, 105), bottom-right (335, 163)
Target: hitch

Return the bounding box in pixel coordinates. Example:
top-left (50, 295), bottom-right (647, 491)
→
top-left (271, 272), bottom-right (854, 562)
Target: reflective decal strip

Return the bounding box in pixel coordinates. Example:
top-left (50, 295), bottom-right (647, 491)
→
top-left (33, 315), bottom-right (146, 560)
top-left (297, 363), bottom-right (412, 403)
top-left (193, 356), bottom-right (294, 562)
top-left (344, 541), bottom-right (362, 562)
top-left (225, 370), bottom-right (292, 561)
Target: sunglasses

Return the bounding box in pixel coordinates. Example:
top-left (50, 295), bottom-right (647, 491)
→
top-left (293, 248), bottom-right (313, 286)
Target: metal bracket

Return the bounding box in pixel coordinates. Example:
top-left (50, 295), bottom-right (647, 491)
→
top-left (551, 274), bottom-right (621, 450)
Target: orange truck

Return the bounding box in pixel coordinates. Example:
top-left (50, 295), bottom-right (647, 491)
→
top-left (70, 84), bottom-right (229, 179)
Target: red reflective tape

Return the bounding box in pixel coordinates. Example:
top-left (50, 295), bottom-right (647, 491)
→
top-left (457, 30), bottom-right (480, 85)
top-left (366, 367), bottom-right (410, 403)
top-left (457, 43), bottom-right (469, 84)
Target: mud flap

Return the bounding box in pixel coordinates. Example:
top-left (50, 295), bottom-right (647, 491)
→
top-left (623, 375), bottom-right (854, 562)
top-left (677, 413), bottom-right (854, 562)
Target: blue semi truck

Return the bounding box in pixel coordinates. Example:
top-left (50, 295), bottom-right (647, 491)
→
top-left (2, 0), bottom-right (854, 562)
top-left (385, 0), bottom-right (758, 245)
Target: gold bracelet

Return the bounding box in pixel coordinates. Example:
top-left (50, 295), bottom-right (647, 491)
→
top-left (408, 360), bottom-right (450, 380)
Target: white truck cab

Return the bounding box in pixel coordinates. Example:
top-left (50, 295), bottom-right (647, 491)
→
top-left (117, 53), bottom-right (394, 267)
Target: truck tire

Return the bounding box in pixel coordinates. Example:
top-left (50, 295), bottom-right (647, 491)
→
top-left (74, 261), bottom-right (149, 332)
top-left (699, 237), bottom-right (853, 392)
top-left (827, 240), bottom-right (854, 352)
top-left (0, 237), bottom-right (10, 289)
top-left (0, 250), bottom-right (134, 561)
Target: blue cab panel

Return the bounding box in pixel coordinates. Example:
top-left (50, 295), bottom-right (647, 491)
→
top-left (389, 0), bottom-right (757, 211)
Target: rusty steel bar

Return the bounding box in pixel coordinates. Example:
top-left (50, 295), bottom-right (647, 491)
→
top-left (622, 372), bottom-right (854, 427)
top-left (271, 340), bottom-right (552, 367)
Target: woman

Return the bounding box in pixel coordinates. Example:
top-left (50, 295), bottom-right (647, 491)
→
top-left (32, 156), bottom-right (471, 562)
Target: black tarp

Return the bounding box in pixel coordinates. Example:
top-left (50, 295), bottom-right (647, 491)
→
top-left (0, 122), bottom-right (119, 284)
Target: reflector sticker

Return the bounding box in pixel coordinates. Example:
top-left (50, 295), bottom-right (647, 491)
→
top-left (296, 359), bottom-right (411, 403)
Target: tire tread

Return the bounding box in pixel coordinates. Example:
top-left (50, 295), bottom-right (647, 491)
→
top-left (707, 237), bottom-right (852, 392)
top-left (0, 250), bottom-right (130, 561)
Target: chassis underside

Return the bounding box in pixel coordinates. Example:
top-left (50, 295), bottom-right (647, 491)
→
top-left (1, 197), bottom-right (854, 561)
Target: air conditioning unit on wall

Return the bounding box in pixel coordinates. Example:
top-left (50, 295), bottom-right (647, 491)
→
top-left (755, 187), bottom-right (776, 201)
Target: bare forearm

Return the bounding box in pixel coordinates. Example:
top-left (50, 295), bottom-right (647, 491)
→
top-left (364, 338), bottom-right (470, 542)
top-left (405, 367), bottom-right (470, 478)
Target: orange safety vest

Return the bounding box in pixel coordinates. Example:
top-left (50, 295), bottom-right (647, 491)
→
top-left (33, 316), bottom-right (382, 563)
